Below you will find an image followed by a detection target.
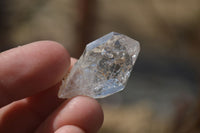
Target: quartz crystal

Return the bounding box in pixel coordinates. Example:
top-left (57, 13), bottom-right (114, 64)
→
top-left (58, 32), bottom-right (140, 99)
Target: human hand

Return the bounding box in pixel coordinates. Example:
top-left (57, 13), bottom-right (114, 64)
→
top-left (0, 41), bottom-right (103, 133)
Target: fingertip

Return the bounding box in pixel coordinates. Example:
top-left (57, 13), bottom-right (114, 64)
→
top-left (68, 58), bottom-right (77, 72)
top-left (29, 40), bottom-right (71, 73)
top-left (35, 40), bottom-right (71, 82)
top-left (56, 96), bottom-right (104, 133)
top-left (36, 96), bottom-right (104, 133)
top-left (0, 41), bottom-right (71, 106)
top-left (55, 125), bottom-right (85, 133)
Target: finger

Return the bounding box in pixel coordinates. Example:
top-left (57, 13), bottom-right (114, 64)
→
top-left (0, 84), bottom-right (62, 133)
top-left (0, 41), bottom-right (70, 107)
top-left (69, 57), bottom-right (77, 71)
top-left (35, 96), bottom-right (104, 133)
top-left (0, 58), bottom-right (76, 133)
top-left (55, 125), bottom-right (85, 133)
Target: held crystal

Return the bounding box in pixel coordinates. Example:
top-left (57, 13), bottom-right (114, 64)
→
top-left (58, 32), bottom-right (140, 99)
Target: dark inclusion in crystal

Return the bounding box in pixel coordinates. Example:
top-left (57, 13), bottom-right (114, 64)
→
top-left (58, 32), bottom-right (140, 99)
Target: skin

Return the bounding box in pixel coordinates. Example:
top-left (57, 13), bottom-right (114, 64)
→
top-left (0, 41), bottom-right (104, 133)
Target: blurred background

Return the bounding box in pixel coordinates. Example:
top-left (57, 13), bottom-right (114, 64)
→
top-left (0, 0), bottom-right (200, 132)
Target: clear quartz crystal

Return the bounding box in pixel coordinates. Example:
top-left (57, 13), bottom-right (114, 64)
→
top-left (58, 32), bottom-right (140, 99)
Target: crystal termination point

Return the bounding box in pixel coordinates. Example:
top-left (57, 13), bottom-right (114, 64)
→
top-left (58, 32), bottom-right (140, 99)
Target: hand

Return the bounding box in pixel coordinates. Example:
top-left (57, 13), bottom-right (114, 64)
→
top-left (0, 41), bottom-right (103, 133)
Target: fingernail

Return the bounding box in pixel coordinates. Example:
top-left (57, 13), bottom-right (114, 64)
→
top-left (55, 125), bottom-right (85, 133)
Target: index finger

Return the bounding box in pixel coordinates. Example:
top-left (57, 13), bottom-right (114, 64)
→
top-left (0, 41), bottom-right (70, 107)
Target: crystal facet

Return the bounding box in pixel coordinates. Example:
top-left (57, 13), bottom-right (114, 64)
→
top-left (58, 32), bottom-right (140, 99)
